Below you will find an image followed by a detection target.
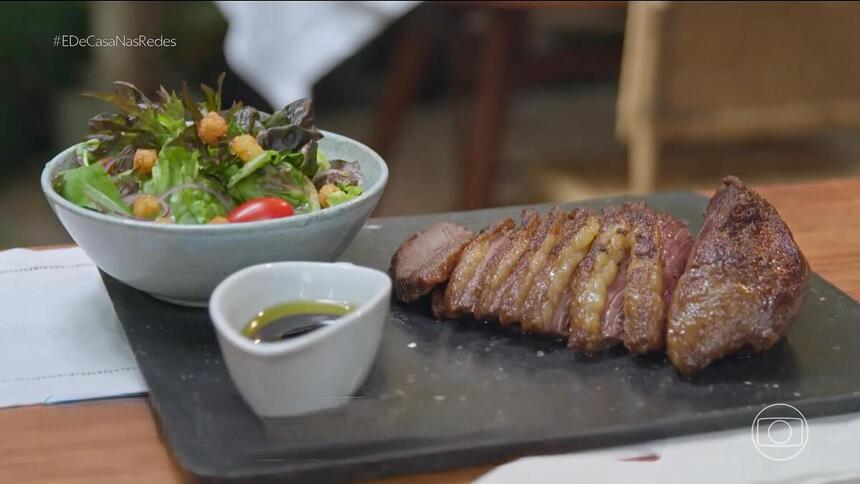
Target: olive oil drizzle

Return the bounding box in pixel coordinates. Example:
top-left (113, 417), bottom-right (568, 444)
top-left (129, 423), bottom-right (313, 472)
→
top-left (243, 300), bottom-right (353, 343)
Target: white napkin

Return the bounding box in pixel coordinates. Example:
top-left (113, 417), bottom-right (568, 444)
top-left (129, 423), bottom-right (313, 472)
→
top-left (0, 247), bottom-right (146, 408)
top-left (217, 1), bottom-right (420, 109)
top-left (478, 412), bottom-right (860, 484)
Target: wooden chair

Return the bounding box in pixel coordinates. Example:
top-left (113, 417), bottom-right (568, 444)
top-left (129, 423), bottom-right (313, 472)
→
top-left (373, 2), bottom-right (625, 209)
top-left (617, 1), bottom-right (860, 193)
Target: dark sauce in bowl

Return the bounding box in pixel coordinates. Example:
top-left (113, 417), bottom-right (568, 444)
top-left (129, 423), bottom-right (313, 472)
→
top-left (242, 300), bottom-right (354, 343)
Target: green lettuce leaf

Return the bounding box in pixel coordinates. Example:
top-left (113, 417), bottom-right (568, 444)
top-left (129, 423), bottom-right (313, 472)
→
top-left (299, 139), bottom-right (318, 178)
top-left (74, 139), bottom-right (100, 167)
top-left (226, 150), bottom-right (279, 188)
top-left (142, 146), bottom-right (200, 195)
top-left (228, 163), bottom-right (320, 212)
top-left (200, 72), bottom-right (225, 113)
top-left (317, 148), bottom-right (331, 171)
top-left (227, 120), bottom-right (244, 138)
top-left (327, 184), bottom-right (363, 207)
top-left (56, 163), bottom-right (130, 214)
top-left (302, 174), bottom-right (322, 212)
top-left (168, 187), bottom-right (227, 224)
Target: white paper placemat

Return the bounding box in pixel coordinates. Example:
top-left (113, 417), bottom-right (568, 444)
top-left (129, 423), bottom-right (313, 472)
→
top-left (478, 410), bottom-right (860, 484)
top-left (0, 247), bottom-right (146, 407)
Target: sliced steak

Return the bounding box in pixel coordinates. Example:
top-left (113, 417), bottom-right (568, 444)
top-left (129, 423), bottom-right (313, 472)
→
top-left (568, 205), bottom-right (632, 352)
top-left (390, 222), bottom-right (475, 303)
top-left (495, 208), bottom-right (568, 325)
top-left (658, 213), bottom-right (694, 312)
top-left (666, 176), bottom-right (810, 375)
top-left (431, 284), bottom-right (448, 320)
top-left (602, 252), bottom-right (630, 343)
top-left (455, 224), bottom-right (515, 315)
top-left (547, 289), bottom-right (574, 335)
top-left (521, 209), bottom-right (600, 333)
top-left (443, 219), bottom-right (515, 318)
top-left (621, 204), bottom-right (664, 353)
top-left (473, 210), bottom-right (542, 320)
top-left (391, 176), bottom-right (807, 375)
top-left (619, 205), bottom-right (693, 353)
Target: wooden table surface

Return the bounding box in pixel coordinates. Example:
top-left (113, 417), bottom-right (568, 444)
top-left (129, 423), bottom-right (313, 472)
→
top-left (1, 178), bottom-right (858, 483)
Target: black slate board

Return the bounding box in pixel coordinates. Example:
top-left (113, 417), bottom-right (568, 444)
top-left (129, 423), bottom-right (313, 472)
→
top-left (104, 192), bottom-right (860, 482)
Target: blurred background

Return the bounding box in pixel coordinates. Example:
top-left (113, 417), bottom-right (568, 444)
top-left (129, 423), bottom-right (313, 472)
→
top-left (3, 1), bottom-right (860, 248)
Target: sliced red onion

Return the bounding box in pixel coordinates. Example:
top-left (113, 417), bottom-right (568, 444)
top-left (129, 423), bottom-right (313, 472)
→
top-left (109, 208), bottom-right (136, 219)
top-left (119, 184), bottom-right (137, 197)
top-left (91, 199), bottom-right (137, 220)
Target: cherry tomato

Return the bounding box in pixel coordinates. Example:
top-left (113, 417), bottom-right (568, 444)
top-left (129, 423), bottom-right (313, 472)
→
top-left (227, 197), bottom-right (295, 223)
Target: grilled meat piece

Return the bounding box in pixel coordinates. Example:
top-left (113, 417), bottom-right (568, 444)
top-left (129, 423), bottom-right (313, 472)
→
top-left (568, 206), bottom-right (633, 352)
top-left (602, 251), bottom-right (630, 346)
top-left (666, 176), bottom-right (810, 375)
top-left (658, 213), bottom-right (695, 313)
top-left (389, 222), bottom-right (475, 303)
top-left (443, 219), bottom-right (515, 318)
top-left (473, 210), bottom-right (542, 320)
top-left (521, 209), bottom-right (601, 334)
top-left (621, 206), bottom-right (694, 353)
top-left (431, 284), bottom-right (448, 320)
top-left (390, 176), bottom-right (808, 375)
top-left (496, 207), bottom-right (569, 325)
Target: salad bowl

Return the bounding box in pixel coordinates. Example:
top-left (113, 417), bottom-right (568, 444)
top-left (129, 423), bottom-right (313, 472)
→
top-left (41, 131), bottom-right (388, 306)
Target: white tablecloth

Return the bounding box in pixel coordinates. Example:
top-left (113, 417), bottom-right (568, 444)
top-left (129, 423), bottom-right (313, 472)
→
top-left (0, 247), bottom-right (145, 407)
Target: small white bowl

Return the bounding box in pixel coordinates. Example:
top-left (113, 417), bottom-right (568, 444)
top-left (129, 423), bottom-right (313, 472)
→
top-left (209, 261), bottom-right (391, 417)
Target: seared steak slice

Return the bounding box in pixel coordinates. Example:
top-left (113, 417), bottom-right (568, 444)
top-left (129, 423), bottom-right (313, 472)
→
top-left (620, 205), bottom-right (663, 353)
top-left (667, 176), bottom-right (810, 375)
top-left (568, 205), bottom-right (632, 352)
top-left (496, 208), bottom-right (568, 325)
top-left (521, 209), bottom-right (601, 333)
top-left (473, 210), bottom-right (542, 320)
top-left (602, 252), bottom-right (630, 345)
top-left (431, 284), bottom-right (448, 320)
top-left (390, 222), bottom-right (475, 303)
top-left (443, 219), bottom-right (515, 318)
top-left (457, 225), bottom-right (516, 315)
top-left (659, 213), bottom-right (694, 313)
top-left (547, 289), bottom-right (574, 335)
top-left (620, 205), bottom-right (693, 353)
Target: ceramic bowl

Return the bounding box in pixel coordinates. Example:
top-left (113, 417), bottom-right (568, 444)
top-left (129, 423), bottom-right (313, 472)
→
top-left (41, 131), bottom-right (388, 306)
top-left (209, 261), bottom-right (391, 417)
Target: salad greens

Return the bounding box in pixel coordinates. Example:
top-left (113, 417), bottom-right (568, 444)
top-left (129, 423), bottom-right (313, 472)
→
top-left (142, 146), bottom-right (200, 195)
top-left (55, 163), bottom-right (131, 215)
top-left (53, 75), bottom-right (364, 224)
top-left (326, 184), bottom-right (364, 207)
top-left (169, 187), bottom-right (227, 225)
